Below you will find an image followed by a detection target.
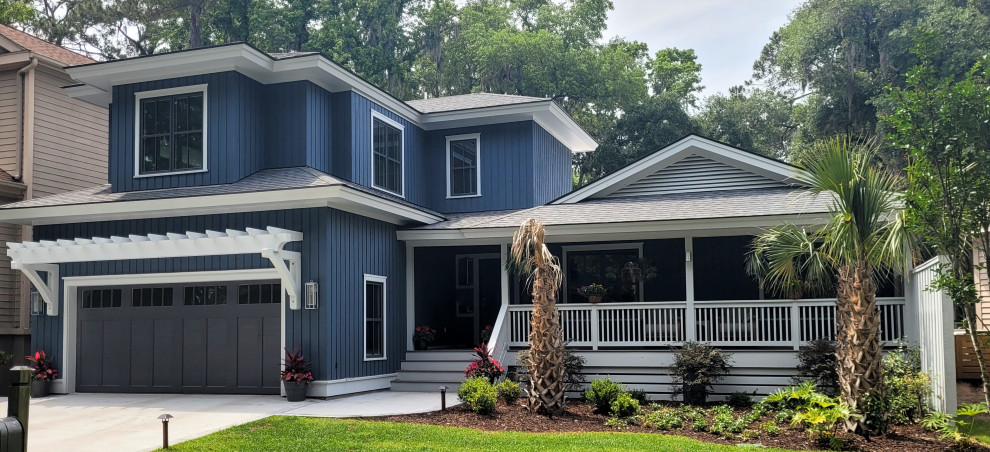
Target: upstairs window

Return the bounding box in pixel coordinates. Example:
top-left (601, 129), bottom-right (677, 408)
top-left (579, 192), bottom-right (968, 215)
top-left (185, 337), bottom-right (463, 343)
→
top-left (371, 111), bottom-right (404, 196)
top-left (135, 85), bottom-right (207, 176)
top-left (447, 134), bottom-right (481, 198)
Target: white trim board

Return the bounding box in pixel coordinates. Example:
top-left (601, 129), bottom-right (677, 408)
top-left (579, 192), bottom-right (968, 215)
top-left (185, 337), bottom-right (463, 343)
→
top-left (554, 135), bottom-right (801, 204)
top-left (446, 133), bottom-right (482, 199)
top-left (0, 185), bottom-right (445, 226)
top-left (363, 274), bottom-right (388, 362)
top-left (370, 110), bottom-right (405, 198)
top-left (306, 373), bottom-right (396, 398)
top-left (54, 268), bottom-right (283, 394)
top-left (133, 84), bottom-right (209, 178)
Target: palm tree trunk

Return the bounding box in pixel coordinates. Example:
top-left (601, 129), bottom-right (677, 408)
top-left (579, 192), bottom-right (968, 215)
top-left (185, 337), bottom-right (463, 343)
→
top-left (835, 262), bottom-right (884, 433)
top-left (527, 264), bottom-right (567, 416)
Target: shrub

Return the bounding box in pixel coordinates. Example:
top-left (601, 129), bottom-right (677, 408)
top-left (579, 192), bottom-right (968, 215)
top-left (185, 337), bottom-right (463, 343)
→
top-left (642, 409), bottom-right (683, 430)
top-left (627, 388), bottom-right (649, 404)
top-left (793, 339), bottom-right (838, 394)
top-left (741, 429), bottom-right (760, 440)
top-left (761, 420), bottom-right (781, 436)
top-left (670, 342), bottom-right (732, 405)
top-left (727, 391), bottom-right (754, 408)
top-left (709, 411), bottom-right (735, 436)
top-left (457, 377), bottom-right (498, 415)
top-left (516, 347), bottom-right (587, 391)
top-left (27, 350), bottom-right (57, 381)
top-left (790, 399), bottom-right (859, 450)
top-left (604, 416), bottom-right (628, 430)
top-left (692, 415), bottom-right (708, 431)
top-left (610, 392), bottom-right (641, 418)
top-left (463, 344), bottom-right (505, 383)
top-left (585, 377), bottom-right (624, 414)
top-left (496, 380), bottom-right (521, 403)
top-left (883, 344), bottom-right (932, 425)
top-left (774, 409), bottom-right (796, 424)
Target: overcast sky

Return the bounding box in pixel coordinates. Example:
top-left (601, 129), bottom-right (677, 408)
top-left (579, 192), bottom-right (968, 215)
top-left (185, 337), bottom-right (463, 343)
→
top-left (604, 0), bottom-right (805, 99)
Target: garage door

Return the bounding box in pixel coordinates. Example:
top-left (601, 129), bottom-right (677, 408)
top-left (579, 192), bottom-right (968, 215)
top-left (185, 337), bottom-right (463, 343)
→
top-left (77, 280), bottom-right (281, 394)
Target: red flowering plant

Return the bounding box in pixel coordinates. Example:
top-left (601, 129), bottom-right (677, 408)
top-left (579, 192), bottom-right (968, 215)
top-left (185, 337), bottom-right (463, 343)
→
top-left (464, 343), bottom-right (504, 384)
top-left (280, 349), bottom-right (314, 384)
top-left (27, 350), bottom-right (57, 381)
top-left (413, 326), bottom-right (436, 344)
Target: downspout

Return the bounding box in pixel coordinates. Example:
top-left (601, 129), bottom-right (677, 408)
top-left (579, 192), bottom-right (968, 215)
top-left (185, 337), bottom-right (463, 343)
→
top-left (15, 55), bottom-right (37, 333)
top-left (15, 55), bottom-right (37, 183)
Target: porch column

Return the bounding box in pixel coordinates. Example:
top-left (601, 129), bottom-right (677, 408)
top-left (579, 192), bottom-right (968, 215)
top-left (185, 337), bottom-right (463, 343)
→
top-left (406, 243), bottom-right (415, 351)
top-left (684, 237), bottom-right (696, 342)
top-left (499, 244), bottom-right (509, 306)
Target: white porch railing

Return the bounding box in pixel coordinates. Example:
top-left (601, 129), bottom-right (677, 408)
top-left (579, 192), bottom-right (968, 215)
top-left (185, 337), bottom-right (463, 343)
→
top-left (506, 297), bottom-right (906, 350)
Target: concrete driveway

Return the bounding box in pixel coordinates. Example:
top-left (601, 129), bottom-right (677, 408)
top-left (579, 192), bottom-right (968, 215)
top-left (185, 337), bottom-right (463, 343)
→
top-left (0, 391), bottom-right (448, 452)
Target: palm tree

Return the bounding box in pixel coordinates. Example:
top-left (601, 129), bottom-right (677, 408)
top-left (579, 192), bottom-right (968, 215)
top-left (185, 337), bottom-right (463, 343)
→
top-left (509, 218), bottom-right (567, 416)
top-left (747, 137), bottom-right (908, 434)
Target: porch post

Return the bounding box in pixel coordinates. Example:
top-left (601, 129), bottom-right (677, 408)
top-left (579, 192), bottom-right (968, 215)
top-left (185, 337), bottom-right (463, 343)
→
top-left (684, 237), bottom-right (696, 342)
top-left (500, 244), bottom-right (509, 306)
top-left (406, 243), bottom-right (415, 351)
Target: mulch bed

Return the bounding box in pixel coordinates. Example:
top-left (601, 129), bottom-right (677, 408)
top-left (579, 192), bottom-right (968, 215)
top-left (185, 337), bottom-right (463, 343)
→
top-left (385, 400), bottom-right (990, 451)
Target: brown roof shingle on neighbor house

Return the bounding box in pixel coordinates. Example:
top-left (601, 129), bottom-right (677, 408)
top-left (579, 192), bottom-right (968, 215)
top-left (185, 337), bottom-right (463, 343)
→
top-left (0, 24), bottom-right (94, 66)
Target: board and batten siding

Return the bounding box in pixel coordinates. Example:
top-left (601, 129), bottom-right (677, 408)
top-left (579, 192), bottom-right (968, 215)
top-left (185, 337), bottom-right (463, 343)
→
top-left (263, 81), bottom-right (333, 174)
top-left (31, 66), bottom-right (108, 198)
top-left (30, 207), bottom-right (407, 383)
top-left (603, 154), bottom-right (787, 199)
top-left (342, 92), bottom-right (427, 205)
top-left (532, 122), bottom-right (572, 205)
top-left (0, 71), bottom-right (19, 173)
top-left (110, 71), bottom-right (266, 192)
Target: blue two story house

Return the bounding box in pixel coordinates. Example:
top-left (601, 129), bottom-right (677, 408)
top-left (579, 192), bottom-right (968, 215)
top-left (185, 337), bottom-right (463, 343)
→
top-left (0, 43), bottom-right (594, 396)
top-left (0, 43), bottom-right (928, 401)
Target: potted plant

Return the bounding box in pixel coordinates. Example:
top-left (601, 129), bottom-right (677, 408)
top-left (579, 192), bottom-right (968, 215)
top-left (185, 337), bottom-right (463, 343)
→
top-left (280, 349), bottom-right (313, 402)
top-left (412, 325), bottom-right (436, 350)
top-left (577, 283), bottom-right (607, 304)
top-left (27, 350), bottom-right (57, 398)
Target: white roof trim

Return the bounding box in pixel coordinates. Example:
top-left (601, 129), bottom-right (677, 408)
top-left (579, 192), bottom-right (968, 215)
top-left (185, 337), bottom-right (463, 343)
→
top-left (0, 185), bottom-right (444, 226)
top-left (554, 135), bottom-right (800, 204)
top-left (63, 44), bottom-right (596, 153)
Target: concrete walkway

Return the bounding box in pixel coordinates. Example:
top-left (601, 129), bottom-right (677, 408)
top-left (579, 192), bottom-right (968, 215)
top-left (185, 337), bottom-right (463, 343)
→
top-left (0, 391), bottom-right (451, 452)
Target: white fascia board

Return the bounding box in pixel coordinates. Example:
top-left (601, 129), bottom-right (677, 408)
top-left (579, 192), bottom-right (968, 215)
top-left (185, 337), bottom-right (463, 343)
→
top-left (553, 135), bottom-right (801, 204)
top-left (396, 213), bottom-right (830, 244)
top-left (62, 84), bottom-right (109, 107)
top-left (0, 186), bottom-right (443, 226)
top-left (420, 101), bottom-right (597, 153)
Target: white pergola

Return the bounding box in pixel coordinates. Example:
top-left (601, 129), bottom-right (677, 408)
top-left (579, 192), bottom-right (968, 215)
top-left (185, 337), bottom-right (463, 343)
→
top-left (7, 226), bottom-right (304, 315)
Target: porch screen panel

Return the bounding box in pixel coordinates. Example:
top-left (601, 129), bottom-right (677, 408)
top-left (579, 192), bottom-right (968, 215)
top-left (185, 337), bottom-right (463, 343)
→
top-left (693, 236), bottom-right (760, 301)
top-left (566, 249), bottom-right (640, 303)
top-left (365, 280), bottom-right (385, 359)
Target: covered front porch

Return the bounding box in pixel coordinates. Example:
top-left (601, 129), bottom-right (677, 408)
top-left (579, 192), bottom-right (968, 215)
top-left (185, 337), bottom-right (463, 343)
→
top-left (405, 234), bottom-right (911, 354)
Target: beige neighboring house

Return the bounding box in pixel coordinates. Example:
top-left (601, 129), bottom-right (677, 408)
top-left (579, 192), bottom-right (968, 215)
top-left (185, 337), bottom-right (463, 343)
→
top-left (977, 246), bottom-right (990, 328)
top-left (0, 25), bottom-right (107, 361)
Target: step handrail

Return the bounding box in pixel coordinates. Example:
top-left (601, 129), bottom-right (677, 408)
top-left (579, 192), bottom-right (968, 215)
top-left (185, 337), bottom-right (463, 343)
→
top-left (487, 303), bottom-right (510, 369)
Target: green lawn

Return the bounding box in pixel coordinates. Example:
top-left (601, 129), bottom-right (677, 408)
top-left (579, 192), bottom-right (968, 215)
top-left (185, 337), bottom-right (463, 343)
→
top-left (160, 416), bottom-right (802, 451)
top-left (967, 416), bottom-right (990, 445)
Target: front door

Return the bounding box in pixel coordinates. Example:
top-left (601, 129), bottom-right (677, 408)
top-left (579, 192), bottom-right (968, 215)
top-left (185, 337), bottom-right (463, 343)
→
top-left (453, 254), bottom-right (501, 346)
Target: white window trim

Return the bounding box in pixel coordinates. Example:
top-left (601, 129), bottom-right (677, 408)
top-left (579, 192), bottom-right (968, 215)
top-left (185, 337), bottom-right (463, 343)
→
top-left (446, 133), bottom-right (482, 199)
top-left (370, 110), bottom-right (405, 198)
top-left (561, 242), bottom-right (644, 304)
top-left (133, 84), bottom-right (209, 178)
top-left (363, 273), bottom-right (388, 361)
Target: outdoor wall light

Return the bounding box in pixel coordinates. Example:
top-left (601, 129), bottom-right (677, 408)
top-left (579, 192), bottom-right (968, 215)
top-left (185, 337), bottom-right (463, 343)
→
top-left (304, 281), bottom-right (318, 310)
top-left (30, 289), bottom-right (41, 316)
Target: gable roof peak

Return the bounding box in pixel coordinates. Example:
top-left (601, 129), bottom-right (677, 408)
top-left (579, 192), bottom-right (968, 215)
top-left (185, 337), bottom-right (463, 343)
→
top-left (554, 134), bottom-right (801, 204)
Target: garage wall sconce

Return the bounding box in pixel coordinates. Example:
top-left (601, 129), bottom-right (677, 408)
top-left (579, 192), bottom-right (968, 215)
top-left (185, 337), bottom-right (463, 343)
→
top-left (304, 281), bottom-right (318, 310)
top-left (30, 289), bottom-right (42, 316)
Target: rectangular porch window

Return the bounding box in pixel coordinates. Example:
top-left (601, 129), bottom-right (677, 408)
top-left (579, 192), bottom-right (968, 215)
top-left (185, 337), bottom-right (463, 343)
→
top-left (364, 275), bottom-right (387, 360)
top-left (563, 244), bottom-right (643, 303)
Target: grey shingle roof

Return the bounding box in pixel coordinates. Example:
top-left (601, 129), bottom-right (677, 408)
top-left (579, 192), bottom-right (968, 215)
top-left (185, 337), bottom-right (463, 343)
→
top-left (413, 188), bottom-right (832, 230)
top-left (406, 93), bottom-right (549, 113)
top-left (0, 166), bottom-right (444, 218)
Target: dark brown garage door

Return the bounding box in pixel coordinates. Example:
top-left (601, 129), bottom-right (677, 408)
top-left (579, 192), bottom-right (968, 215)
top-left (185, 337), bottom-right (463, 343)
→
top-left (77, 281), bottom-right (281, 394)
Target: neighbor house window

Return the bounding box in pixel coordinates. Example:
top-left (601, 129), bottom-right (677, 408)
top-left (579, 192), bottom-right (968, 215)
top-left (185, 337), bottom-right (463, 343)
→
top-left (364, 274), bottom-right (387, 360)
top-left (135, 85), bottom-right (207, 176)
top-left (447, 134), bottom-right (481, 197)
top-left (371, 111), bottom-right (403, 196)
top-left (563, 243), bottom-right (644, 303)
